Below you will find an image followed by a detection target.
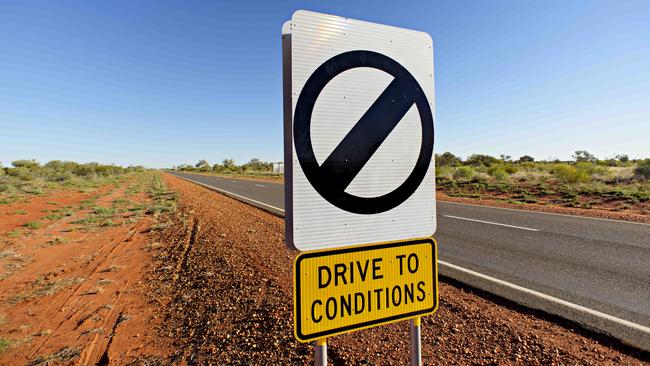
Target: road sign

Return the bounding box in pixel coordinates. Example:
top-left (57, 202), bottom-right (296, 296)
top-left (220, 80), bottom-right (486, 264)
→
top-left (284, 10), bottom-right (436, 251)
top-left (293, 237), bottom-right (438, 342)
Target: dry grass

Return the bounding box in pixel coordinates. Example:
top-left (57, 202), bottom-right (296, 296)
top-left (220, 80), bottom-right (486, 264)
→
top-left (10, 277), bottom-right (84, 304)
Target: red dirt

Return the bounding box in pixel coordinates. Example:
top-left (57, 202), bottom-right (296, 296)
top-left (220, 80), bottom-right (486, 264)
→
top-left (0, 186), bottom-right (113, 237)
top-left (148, 173), bottom-right (649, 365)
top-left (0, 183), bottom-right (172, 364)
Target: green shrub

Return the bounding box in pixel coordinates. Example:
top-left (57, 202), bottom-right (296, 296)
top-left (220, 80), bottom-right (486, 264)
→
top-left (0, 338), bottom-right (10, 354)
top-left (435, 166), bottom-right (453, 180)
top-left (488, 164), bottom-right (518, 176)
top-left (465, 154), bottom-right (499, 167)
top-left (93, 206), bottom-right (116, 215)
top-left (436, 152), bottom-right (462, 167)
top-left (24, 221), bottom-right (41, 229)
top-left (453, 166), bottom-right (476, 181)
top-left (11, 160), bottom-right (39, 169)
top-left (575, 162), bottom-right (607, 175)
top-left (491, 169), bottom-right (509, 181)
top-left (635, 159), bottom-right (650, 179)
top-left (6, 167), bottom-right (34, 181)
top-left (49, 171), bottom-right (74, 182)
top-left (552, 164), bottom-right (591, 183)
top-left (631, 191), bottom-right (650, 202)
top-left (0, 183), bottom-right (17, 194)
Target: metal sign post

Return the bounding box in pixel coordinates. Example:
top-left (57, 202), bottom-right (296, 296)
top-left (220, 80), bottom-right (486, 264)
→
top-left (315, 338), bottom-right (327, 366)
top-left (410, 317), bottom-right (422, 366)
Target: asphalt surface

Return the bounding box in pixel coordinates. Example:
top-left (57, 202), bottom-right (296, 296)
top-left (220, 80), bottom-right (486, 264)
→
top-left (167, 171), bottom-right (650, 349)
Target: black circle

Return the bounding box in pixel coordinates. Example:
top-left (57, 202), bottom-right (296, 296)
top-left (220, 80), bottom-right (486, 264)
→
top-left (294, 50), bottom-right (434, 214)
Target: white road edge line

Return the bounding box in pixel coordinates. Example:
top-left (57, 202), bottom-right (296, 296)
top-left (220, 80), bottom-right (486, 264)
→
top-left (171, 173), bottom-right (650, 337)
top-left (439, 260), bottom-right (650, 335)
top-left (174, 175), bottom-right (284, 212)
top-left (441, 200), bottom-right (650, 226)
top-left (443, 214), bottom-right (539, 232)
top-left (255, 184), bottom-right (266, 187)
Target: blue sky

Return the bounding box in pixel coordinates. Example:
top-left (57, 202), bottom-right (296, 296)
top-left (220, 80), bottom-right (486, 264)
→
top-left (1, 0), bottom-right (648, 168)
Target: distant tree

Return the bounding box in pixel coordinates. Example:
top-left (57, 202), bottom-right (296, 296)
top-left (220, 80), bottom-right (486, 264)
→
top-left (573, 150), bottom-right (596, 163)
top-left (615, 154), bottom-right (629, 163)
top-left (222, 159), bottom-right (235, 168)
top-left (500, 154), bottom-right (512, 162)
top-left (517, 155), bottom-right (535, 163)
top-left (11, 159), bottom-right (39, 169)
top-left (465, 154), bottom-right (498, 167)
top-left (242, 158), bottom-right (271, 172)
top-left (195, 159), bottom-right (210, 170)
top-left (435, 152), bottom-right (461, 167)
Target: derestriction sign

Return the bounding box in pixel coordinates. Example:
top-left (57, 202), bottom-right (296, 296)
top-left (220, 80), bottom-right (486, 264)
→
top-left (293, 238), bottom-right (438, 342)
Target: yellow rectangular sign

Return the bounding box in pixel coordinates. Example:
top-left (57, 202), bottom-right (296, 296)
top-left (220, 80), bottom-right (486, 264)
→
top-left (293, 238), bottom-right (438, 342)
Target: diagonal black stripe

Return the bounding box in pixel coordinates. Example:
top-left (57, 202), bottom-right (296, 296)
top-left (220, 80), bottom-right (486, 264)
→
top-left (319, 77), bottom-right (416, 191)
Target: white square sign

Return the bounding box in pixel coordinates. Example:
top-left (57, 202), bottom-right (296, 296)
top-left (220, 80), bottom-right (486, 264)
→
top-left (283, 10), bottom-right (436, 251)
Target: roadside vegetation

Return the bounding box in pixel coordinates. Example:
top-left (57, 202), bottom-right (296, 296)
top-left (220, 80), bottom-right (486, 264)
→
top-left (68, 170), bottom-right (177, 232)
top-left (0, 338), bottom-right (9, 354)
top-left (173, 153), bottom-right (649, 216)
top-left (435, 152), bottom-right (649, 215)
top-left (0, 165), bottom-right (177, 363)
top-left (0, 160), bottom-right (145, 204)
top-left (172, 158), bottom-right (282, 180)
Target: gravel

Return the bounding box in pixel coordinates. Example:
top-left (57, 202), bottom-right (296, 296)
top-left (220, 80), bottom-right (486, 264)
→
top-left (146, 174), bottom-right (649, 365)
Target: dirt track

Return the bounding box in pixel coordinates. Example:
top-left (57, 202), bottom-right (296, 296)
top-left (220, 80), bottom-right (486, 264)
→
top-left (149, 173), bottom-right (649, 365)
top-left (0, 177), bottom-right (172, 365)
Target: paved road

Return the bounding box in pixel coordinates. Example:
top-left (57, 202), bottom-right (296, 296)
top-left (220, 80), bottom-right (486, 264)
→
top-left (168, 171), bottom-right (650, 349)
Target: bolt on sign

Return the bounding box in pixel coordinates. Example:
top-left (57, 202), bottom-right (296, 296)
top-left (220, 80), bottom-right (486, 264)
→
top-left (283, 10), bottom-right (436, 251)
top-left (294, 238), bottom-right (438, 342)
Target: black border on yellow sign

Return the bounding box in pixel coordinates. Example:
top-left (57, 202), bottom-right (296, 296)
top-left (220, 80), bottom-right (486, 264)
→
top-left (293, 237), bottom-right (438, 342)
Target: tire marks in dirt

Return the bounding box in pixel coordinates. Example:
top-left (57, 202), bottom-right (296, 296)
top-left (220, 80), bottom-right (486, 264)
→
top-left (149, 196), bottom-right (313, 364)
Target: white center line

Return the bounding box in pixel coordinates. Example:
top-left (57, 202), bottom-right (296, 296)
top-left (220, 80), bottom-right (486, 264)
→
top-left (255, 184), bottom-right (265, 188)
top-left (443, 215), bottom-right (539, 232)
top-left (231, 180), bottom-right (237, 183)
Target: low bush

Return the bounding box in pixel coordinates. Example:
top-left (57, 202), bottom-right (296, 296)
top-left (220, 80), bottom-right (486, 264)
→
top-left (551, 164), bottom-right (591, 184)
top-left (6, 167), bottom-right (34, 181)
top-left (0, 338), bottom-right (10, 354)
top-left (488, 164), bottom-right (517, 176)
top-left (453, 166), bottom-right (476, 181)
top-left (0, 160), bottom-right (138, 198)
top-left (575, 162), bottom-right (607, 175)
top-left (635, 159), bottom-right (650, 179)
top-left (435, 166), bottom-right (453, 180)
top-left (491, 169), bottom-right (509, 182)
top-left (631, 191), bottom-right (650, 202)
